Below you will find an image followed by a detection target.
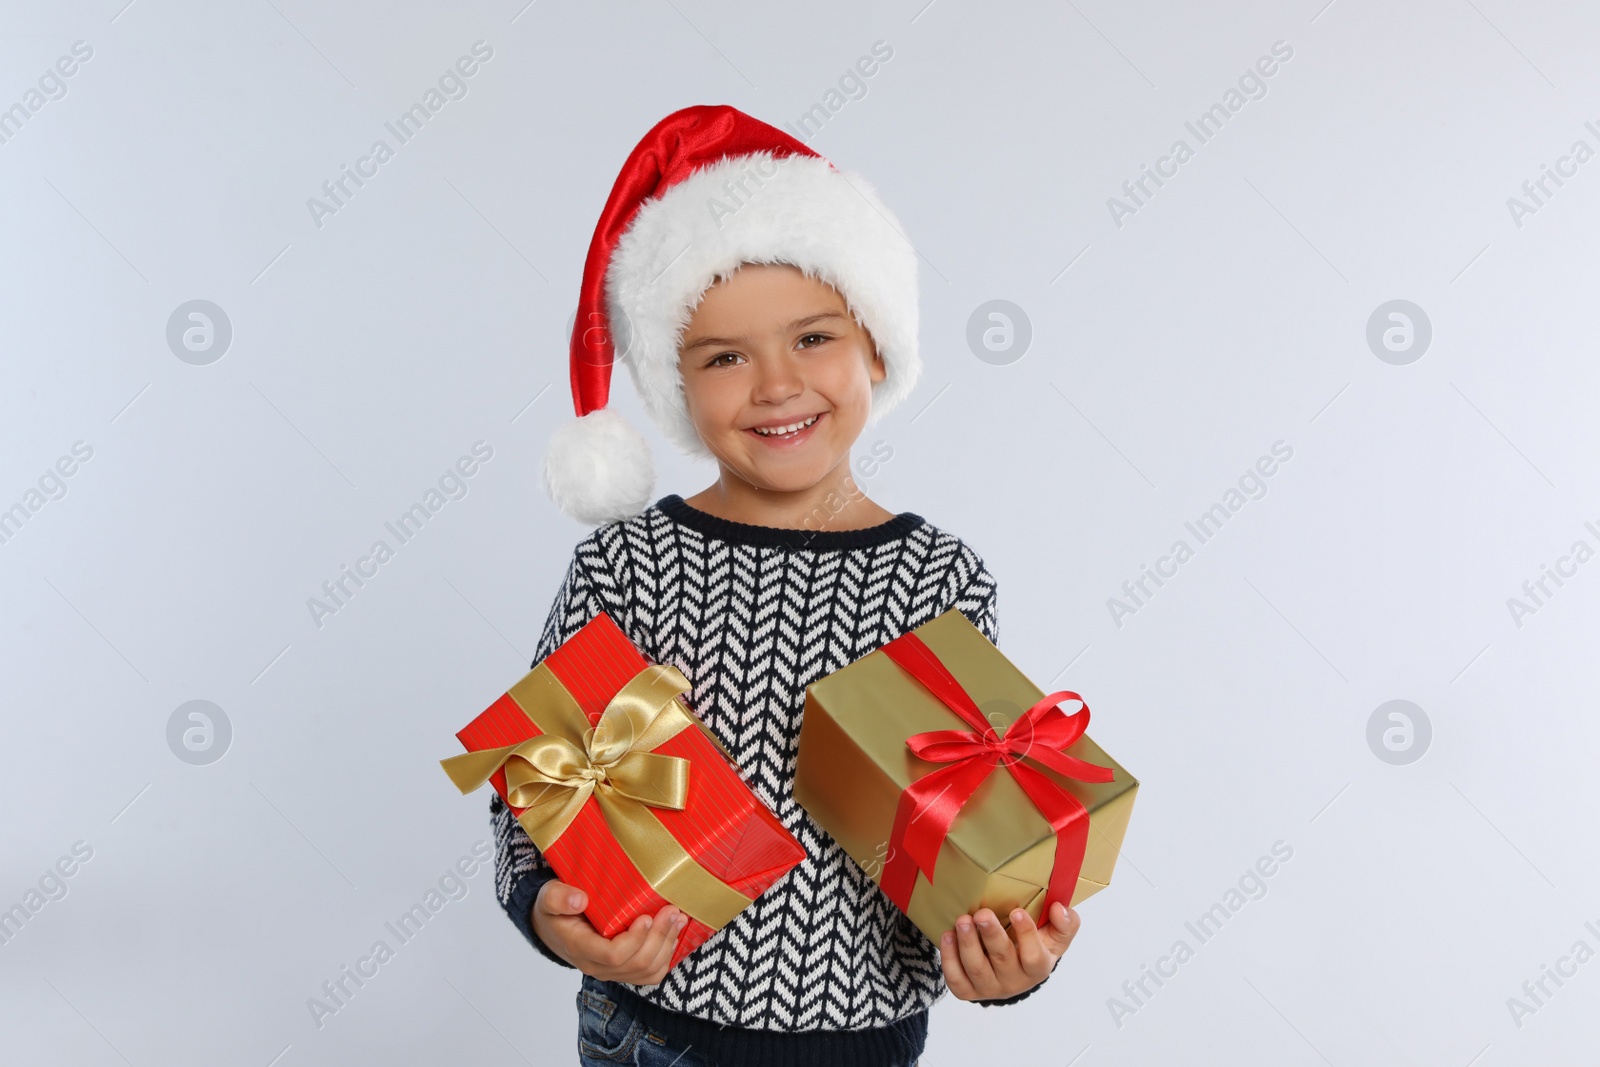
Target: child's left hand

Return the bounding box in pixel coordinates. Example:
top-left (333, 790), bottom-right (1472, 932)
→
top-left (939, 901), bottom-right (1080, 1001)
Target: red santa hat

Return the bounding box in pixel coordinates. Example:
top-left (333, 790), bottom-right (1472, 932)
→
top-left (542, 104), bottom-right (922, 525)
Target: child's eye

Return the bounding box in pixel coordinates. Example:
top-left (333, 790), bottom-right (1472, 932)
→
top-left (797, 333), bottom-right (831, 349)
top-left (707, 351), bottom-right (743, 368)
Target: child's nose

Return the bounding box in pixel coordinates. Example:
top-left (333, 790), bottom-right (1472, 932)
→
top-left (750, 354), bottom-right (804, 402)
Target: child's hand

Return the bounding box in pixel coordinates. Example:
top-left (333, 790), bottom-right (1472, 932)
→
top-left (939, 902), bottom-right (1081, 1001)
top-left (531, 878), bottom-right (687, 985)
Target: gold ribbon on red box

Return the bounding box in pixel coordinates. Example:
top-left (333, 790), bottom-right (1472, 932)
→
top-left (441, 659), bottom-right (753, 930)
top-left (875, 630), bottom-right (1115, 919)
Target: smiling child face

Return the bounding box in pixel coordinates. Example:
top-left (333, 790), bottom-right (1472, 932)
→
top-left (676, 262), bottom-right (885, 495)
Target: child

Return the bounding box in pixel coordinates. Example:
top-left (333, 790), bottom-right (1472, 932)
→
top-left (491, 105), bottom-right (1081, 1067)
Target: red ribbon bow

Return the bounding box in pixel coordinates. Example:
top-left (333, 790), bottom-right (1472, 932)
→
top-left (876, 630), bottom-right (1115, 921)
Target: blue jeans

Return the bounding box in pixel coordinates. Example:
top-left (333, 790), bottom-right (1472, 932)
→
top-left (577, 977), bottom-right (710, 1066)
top-left (576, 975), bottom-right (921, 1066)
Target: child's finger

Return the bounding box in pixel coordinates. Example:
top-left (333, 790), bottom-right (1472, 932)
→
top-left (939, 931), bottom-right (978, 1000)
top-left (634, 910), bottom-right (688, 982)
top-left (953, 914), bottom-right (998, 995)
top-left (535, 878), bottom-right (589, 917)
top-left (611, 906), bottom-right (679, 971)
top-left (1008, 908), bottom-right (1052, 979)
top-left (972, 908), bottom-right (1019, 978)
top-left (581, 909), bottom-right (655, 968)
top-left (1042, 902), bottom-right (1082, 953)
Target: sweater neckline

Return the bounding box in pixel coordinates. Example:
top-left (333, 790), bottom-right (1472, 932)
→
top-left (656, 494), bottom-right (925, 549)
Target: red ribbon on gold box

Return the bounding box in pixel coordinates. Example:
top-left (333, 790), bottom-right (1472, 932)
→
top-left (795, 608), bottom-right (1138, 945)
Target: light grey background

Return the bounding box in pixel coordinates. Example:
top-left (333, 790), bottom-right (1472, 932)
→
top-left (3, 1), bottom-right (1597, 1064)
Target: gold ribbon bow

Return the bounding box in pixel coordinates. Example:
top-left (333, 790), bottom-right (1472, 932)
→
top-left (441, 661), bottom-right (753, 930)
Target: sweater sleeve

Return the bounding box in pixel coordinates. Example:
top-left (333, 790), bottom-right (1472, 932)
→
top-left (952, 551), bottom-right (999, 647)
top-left (952, 556), bottom-right (1064, 1008)
top-left (490, 549), bottom-right (605, 969)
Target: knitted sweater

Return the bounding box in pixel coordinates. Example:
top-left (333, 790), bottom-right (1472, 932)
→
top-left (492, 494), bottom-right (1054, 1066)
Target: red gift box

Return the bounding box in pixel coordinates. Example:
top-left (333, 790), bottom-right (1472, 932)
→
top-left (444, 611), bottom-right (806, 971)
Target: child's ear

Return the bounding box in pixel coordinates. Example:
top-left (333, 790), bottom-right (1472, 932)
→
top-left (868, 346), bottom-right (887, 385)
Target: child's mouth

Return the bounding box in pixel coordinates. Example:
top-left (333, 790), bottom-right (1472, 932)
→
top-left (746, 412), bottom-right (824, 447)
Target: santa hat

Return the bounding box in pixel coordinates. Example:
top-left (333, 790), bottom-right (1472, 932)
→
top-left (542, 104), bottom-right (922, 525)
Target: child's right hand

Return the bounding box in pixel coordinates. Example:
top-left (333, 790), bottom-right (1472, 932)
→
top-left (530, 878), bottom-right (688, 985)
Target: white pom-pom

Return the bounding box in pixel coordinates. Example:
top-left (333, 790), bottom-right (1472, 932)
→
top-left (541, 407), bottom-right (655, 526)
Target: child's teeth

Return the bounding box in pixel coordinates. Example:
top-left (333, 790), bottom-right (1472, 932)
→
top-left (756, 415), bottom-right (817, 436)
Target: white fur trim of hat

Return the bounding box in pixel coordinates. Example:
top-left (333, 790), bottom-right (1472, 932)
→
top-left (606, 150), bottom-right (921, 459)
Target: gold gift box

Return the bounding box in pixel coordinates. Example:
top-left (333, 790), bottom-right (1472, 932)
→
top-left (794, 608), bottom-right (1138, 944)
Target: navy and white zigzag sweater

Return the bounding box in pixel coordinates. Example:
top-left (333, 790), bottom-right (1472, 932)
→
top-left (492, 494), bottom-right (1051, 1067)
